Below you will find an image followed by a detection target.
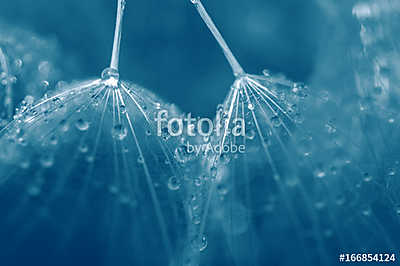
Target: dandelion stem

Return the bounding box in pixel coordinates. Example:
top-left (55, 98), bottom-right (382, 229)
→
top-left (191, 0), bottom-right (245, 77)
top-left (110, 0), bottom-right (126, 70)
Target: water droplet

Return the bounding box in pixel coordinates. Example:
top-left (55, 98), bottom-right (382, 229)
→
top-left (217, 184), bottom-right (228, 195)
top-left (292, 83), bottom-right (307, 98)
top-left (325, 122), bottom-right (337, 134)
top-left (271, 116), bottom-right (281, 127)
top-left (38, 61), bottom-right (51, 76)
top-left (14, 59), bottom-right (23, 69)
top-left (220, 153), bottom-right (231, 165)
top-left (246, 129), bottom-right (256, 140)
top-left (161, 127), bottom-right (170, 141)
top-left (363, 173), bottom-right (373, 182)
top-left (192, 214), bottom-right (201, 225)
top-left (262, 69), bottom-right (271, 76)
top-left (210, 166), bottom-right (218, 180)
top-left (79, 143), bottom-right (89, 153)
top-left (1, 75), bottom-right (17, 85)
top-left (248, 103), bottom-right (255, 111)
top-left (294, 113), bottom-right (304, 124)
top-left (40, 154), bottom-right (54, 168)
top-left (75, 118), bottom-right (90, 131)
top-left (388, 168), bottom-right (396, 176)
top-left (17, 137), bottom-right (27, 146)
top-left (168, 176), bottom-right (181, 191)
top-left (28, 186), bottom-right (41, 197)
top-left (352, 3), bottom-right (372, 19)
top-left (41, 80), bottom-right (50, 90)
top-left (193, 177), bottom-right (203, 187)
top-left (56, 81), bottom-right (67, 90)
top-left (112, 124), bottom-right (128, 140)
top-left (60, 119), bottom-right (69, 132)
top-left (120, 104), bottom-right (126, 114)
top-left (101, 67), bottom-right (120, 81)
top-left (174, 145), bottom-right (191, 163)
top-left (362, 208), bottom-right (371, 216)
top-left (359, 98), bottom-right (372, 112)
top-left (314, 168), bottom-right (326, 178)
top-left (49, 135), bottom-right (58, 145)
top-left (191, 235), bottom-right (208, 252)
top-left (24, 95), bottom-right (35, 106)
top-left (190, 195), bottom-right (200, 209)
top-left (137, 156), bottom-right (144, 164)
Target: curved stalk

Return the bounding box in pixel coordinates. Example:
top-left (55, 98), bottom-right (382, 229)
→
top-left (191, 0), bottom-right (245, 77)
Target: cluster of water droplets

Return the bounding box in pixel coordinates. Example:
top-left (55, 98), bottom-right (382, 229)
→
top-left (250, 2), bottom-right (400, 264)
top-left (0, 21), bottom-right (78, 127)
top-left (0, 66), bottom-right (201, 264)
top-left (176, 1), bottom-right (400, 265)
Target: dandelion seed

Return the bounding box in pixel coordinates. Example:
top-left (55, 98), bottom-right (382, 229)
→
top-left (0, 1), bottom-right (188, 264)
top-left (186, 2), bottom-right (311, 259)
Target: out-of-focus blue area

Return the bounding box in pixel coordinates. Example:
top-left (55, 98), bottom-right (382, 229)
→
top-left (0, 0), bottom-right (324, 116)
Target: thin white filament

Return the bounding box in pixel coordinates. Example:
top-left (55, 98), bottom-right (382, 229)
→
top-left (192, 0), bottom-right (245, 77)
top-left (110, 0), bottom-right (126, 70)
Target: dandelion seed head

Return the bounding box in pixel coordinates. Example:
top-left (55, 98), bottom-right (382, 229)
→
top-left (0, 75), bottom-right (191, 264)
top-left (101, 67), bottom-right (120, 87)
